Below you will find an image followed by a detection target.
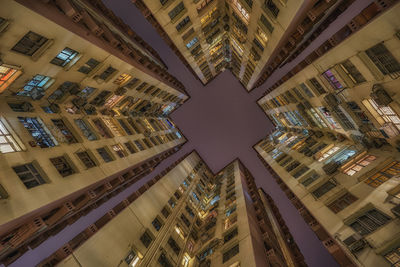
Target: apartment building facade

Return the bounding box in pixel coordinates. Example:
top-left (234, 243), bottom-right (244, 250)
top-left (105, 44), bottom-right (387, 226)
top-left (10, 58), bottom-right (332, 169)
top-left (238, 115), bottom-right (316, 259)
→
top-left (0, 0), bottom-right (188, 265)
top-left (132, 0), bottom-right (354, 90)
top-left (255, 2), bottom-right (400, 266)
top-left (37, 152), bottom-right (307, 267)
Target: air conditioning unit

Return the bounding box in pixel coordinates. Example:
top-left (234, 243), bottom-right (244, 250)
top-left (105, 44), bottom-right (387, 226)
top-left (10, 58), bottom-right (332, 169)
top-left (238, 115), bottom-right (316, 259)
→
top-left (370, 84), bottom-right (393, 106)
top-left (391, 203), bottom-right (400, 217)
top-left (343, 234), bottom-right (367, 253)
top-left (357, 51), bottom-right (385, 81)
top-left (324, 94), bottom-right (340, 106)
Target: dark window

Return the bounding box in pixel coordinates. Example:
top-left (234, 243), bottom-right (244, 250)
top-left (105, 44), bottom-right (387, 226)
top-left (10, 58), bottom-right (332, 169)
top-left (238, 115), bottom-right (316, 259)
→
top-left (50, 156), bottom-right (75, 177)
top-left (152, 217), bottom-right (163, 231)
top-left (174, 191), bottom-right (181, 199)
top-left (366, 43), bottom-right (400, 75)
top-left (167, 237), bottom-right (181, 255)
top-left (96, 147), bottom-right (114, 162)
top-left (158, 252), bottom-right (173, 267)
top-left (328, 192), bottom-right (358, 213)
top-left (98, 66), bottom-right (117, 81)
top-left (74, 119), bottom-right (97, 141)
top-left (140, 230), bottom-right (153, 248)
top-left (50, 47), bottom-right (79, 67)
top-left (222, 244), bottom-right (239, 263)
top-left (299, 83), bottom-right (314, 97)
top-left (253, 38), bottom-right (264, 51)
top-left (264, 0), bottom-right (279, 18)
top-left (78, 58), bottom-right (100, 74)
top-left (308, 78), bottom-right (326, 95)
top-left (124, 142), bottom-right (137, 154)
top-left (13, 163), bottom-right (46, 189)
top-left (180, 214), bottom-right (190, 227)
top-left (301, 172), bottom-right (320, 186)
top-left (161, 206), bottom-right (170, 218)
top-left (185, 205), bottom-right (194, 217)
top-left (117, 119), bottom-right (133, 135)
top-left (349, 209), bottom-right (391, 236)
top-left (11, 31), bottom-right (48, 56)
top-left (76, 151), bottom-right (96, 168)
top-left (312, 180), bottom-right (336, 198)
top-left (51, 119), bottom-right (78, 144)
top-left (169, 2), bottom-right (185, 20)
top-left (134, 140), bottom-right (145, 151)
top-left (92, 118), bottom-right (113, 138)
top-left (182, 28), bottom-right (195, 40)
top-left (176, 16), bottom-right (191, 31)
top-left (340, 60), bottom-right (366, 84)
top-left (224, 228), bottom-right (238, 243)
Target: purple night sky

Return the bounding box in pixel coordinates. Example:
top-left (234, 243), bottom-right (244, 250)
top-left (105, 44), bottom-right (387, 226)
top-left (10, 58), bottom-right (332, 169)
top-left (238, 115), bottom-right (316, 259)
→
top-left (5, 1), bottom-right (375, 266)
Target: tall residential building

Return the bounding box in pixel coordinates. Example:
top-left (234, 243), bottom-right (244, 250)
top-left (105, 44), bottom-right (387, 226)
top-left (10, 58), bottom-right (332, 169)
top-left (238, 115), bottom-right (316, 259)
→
top-left (0, 0), bottom-right (188, 265)
top-left (132, 0), bottom-right (362, 90)
top-left (255, 2), bottom-right (400, 266)
top-left (37, 151), bottom-right (307, 267)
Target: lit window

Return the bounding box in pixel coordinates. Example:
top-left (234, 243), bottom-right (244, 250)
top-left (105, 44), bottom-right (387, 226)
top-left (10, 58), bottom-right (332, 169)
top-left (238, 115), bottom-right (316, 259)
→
top-left (318, 107), bottom-right (341, 129)
top-left (0, 64), bottom-right (23, 93)
top-left (102, 117), bottom-right (125, 136)
top-left (112, 144), bottom-right (127, 158)
top-left (18, 74), bottom-right (54, 100)
top-left (362, 99), bottom-right (400, 131)
top-left (0, 118), bottom-right (23, 153)
top-left (233, 0), bottom-right (250, 22)
top-left (18, 116), bottom-right (58, 148)
top-left (364, 160), bottom-right (400, 188)
top-left (186, 37), bottom-right (199, 49)
top-left (256, 27), bottom-right (268, 46)
top-left (113, 73), bottom-right (132, 85)
top-left (322, 69), bottom-right (344, 90)
top-left (124, 250), bottom-right (141, 267)
top-left (182, 253), bottom-right (191, 267)
top-left (317, 146), bottom-right (340, 162)
top-left (50, 47), bottom-right (79, 67)
top-left (342, 154), bottom-right (376, 176)
top-left (385, 247), bottom-right (400, 267)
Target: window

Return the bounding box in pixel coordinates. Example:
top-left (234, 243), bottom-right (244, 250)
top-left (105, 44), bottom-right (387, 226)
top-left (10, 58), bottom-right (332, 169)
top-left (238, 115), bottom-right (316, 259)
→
top-left (299, 83), bottom-right (314, 97)
top-left (317, 146), bottom-right (340, 162)
top-left (124, 142), bottom-right (137, 154)
top-left (385, 246), bottom-right (400, 267)
top-left (225, 205), bottom-right (237, 217)
top-left (92, 119), bottom-right (113, 138)
top-left (118, 119), bottom-right (133, 135)
top-left (343, 154), bottom-right (376, 176)
top-left (18, 74), bottom-right (53, 99)
top-left (233, 0), bottom-right (250, 22)
top-left (50, 47), bottom-right (79, 67)
top-left (301, 171), bottom-right (320, 186)
top-left (74, 119), bottom-right (97, 141)
top-left (253, 38), bottom-right (264, 51)
top-left (223, 244), bottom-right (239, 263)
top-left (362, 99), bottom-right (400, 131)
top-left (158, 252), bottom-right (173, 267)
top-left (224, 215), bottom-right (238, 230)
top-left (349, 208), bottom-right (391, 236)
top-left (51, 119), bottom-right (78, 144)
top-left (13, 163), bottom-right (46, 189)
top-left (0, 118), bottom-right (23, 153)
top-left (113, 73), bottom-right (132, 85)
top-left (78, 58), bottom-right (100, 74)
top-left (260, 14), bottom-right (274, 33)
top-left (168, 2), bottom-right (185, 20)
top-left (98, 66), bottom-right (117, 81)
top-left (168, 237), bottom-right (181, 255)
top-left (312, 180), bottom-right (337, 198)
top-left (134, 140), bottom-right (145, 151)
top-left (328, 192), bottom-right (357, 213)
top-left (176, 16), bottom-right (190, 31)
top-left (140, 230), bottom-right (153, 248)
top-left (124, 250), bottom-right (140, 267)
top-left (18, 117), bottom-right (58, 148)
top-left (0, 183), bottom-right (8, 199)
top-left (180, 214), bottom-right (190, 227)
top-left (161, 206), bottom-right (171, 218)
top-left (308, 78), bottom-right (326, 95)
top-left (0, 63), bottom-right (23, 93)
top-left (96, 147), bottom-right (114, 163)
top-left (168, 197), bottom-right (176, 208)
top-left (323, 69), bottom-right (344, 90)
top-left (152, 217), bottom-right (163, 231)
top-left (182, 28), bottom-right (195, 40)
top-left (50, 156), bottom-right (75, 177)
top-left (224, 228), bottom-right (238, 243)
top-left (339, 60), bottom-right (366, 84)
top-left (112, 144), bottom-right (127, 158)
top-left (264, 0), bottom-right (279, 18)
top-left (186, 37), bottom-right (199, 49)
top-left (292, 166), bottom-right (309, 179)
top-left (365, 43), bottom-right (400, 75)
top-left (76, 151), bottom-right (96, 169)
top-left (318, 107), bottom-right (341, 129)
top-left (11, 31), bottom-right (48, 56)
top-left (364, 160), bottom-right (400, 188)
